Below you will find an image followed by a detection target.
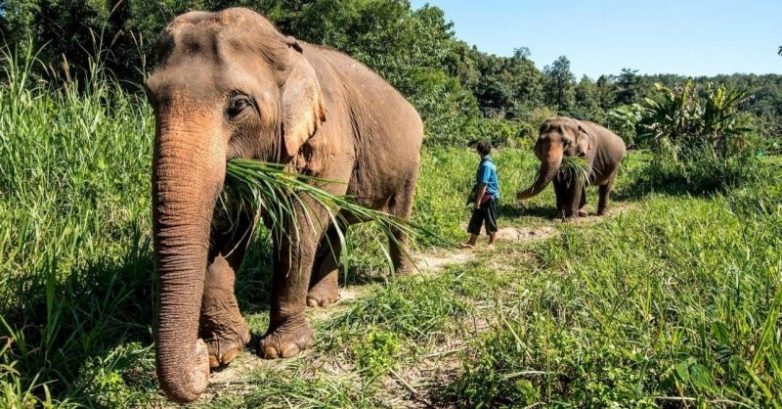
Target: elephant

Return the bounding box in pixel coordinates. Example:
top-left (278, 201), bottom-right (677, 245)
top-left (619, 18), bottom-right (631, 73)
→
top-left (144, 8), bottom-right (423, 402)
top-left (516, 117), bottom-right (625, 218)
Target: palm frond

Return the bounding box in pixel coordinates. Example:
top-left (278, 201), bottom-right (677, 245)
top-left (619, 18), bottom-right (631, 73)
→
top-left (221, 159), bottom-right (440, 274)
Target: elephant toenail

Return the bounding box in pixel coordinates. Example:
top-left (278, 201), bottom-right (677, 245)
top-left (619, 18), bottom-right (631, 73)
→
top-left (263, 346), bottom-right (279, 359)
top-left (280, 345), bottom-right (300, 358)
top-left (209, 355), bottom-right (220, 369)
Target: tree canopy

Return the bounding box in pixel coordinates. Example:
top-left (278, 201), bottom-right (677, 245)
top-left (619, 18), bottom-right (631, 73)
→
top-left (1, 0), bottom-right (780, 146)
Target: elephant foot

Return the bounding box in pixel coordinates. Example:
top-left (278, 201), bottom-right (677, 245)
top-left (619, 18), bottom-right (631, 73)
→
top-left (204, 323), bottom-right (251, 369)
top-left (393, 256), bottom-right (416, 276)
top-left (395, 266), bottom-right (415, 276)
top-left (307, 280), bottom-right (339, 307)
top-left (259, 316), bottom-right (313, 359)
top-left (578, 209), bottom-right (588, 217)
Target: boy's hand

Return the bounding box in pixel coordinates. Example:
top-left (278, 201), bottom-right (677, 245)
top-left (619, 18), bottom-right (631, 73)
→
top-left (474, 184), bottom-right (488, 210)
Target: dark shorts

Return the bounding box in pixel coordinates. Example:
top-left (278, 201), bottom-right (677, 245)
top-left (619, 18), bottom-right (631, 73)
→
top-left (467, 197), bottom-right (498, 235)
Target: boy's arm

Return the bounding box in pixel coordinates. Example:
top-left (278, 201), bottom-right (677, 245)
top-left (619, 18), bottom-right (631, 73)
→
top-left (474, 184), bottom-right (487, 208)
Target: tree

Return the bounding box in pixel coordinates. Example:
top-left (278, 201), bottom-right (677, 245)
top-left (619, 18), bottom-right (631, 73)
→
top-left (542, 55), bottom-right (576, 112)
top-left (595, 74), bottom-right (615, 111)
top-left (573, 75), bottom-right (603, 121)
top-left (614, 68), bottom-right (645, 105)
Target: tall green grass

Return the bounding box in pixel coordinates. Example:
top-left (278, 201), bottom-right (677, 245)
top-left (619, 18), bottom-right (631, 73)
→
top-left (0, 46), bottom-right (157, 407)
top-left (443, 173), bottom-right (782, 407)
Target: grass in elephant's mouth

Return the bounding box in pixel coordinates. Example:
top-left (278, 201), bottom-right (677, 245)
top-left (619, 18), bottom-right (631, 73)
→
top-left (559, 156), bottom-right (591, 186)
top-left (223, 159), bottom-right (442, 271)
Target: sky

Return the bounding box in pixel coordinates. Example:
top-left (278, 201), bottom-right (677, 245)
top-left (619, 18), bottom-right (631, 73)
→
top-left (409, 0), bottom-right (781, 78)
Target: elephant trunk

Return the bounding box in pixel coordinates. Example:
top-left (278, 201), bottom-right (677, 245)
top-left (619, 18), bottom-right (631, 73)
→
top-left (152, 125), bottom-right (225, 402)
top-left (517, 144), bottom-right (563, 200)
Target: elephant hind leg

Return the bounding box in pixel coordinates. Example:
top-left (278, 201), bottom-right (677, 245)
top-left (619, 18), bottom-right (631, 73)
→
top-left (578, 186), bottom-right (588, 217)
top-left (387, 169), bottom-right (418, 275)
top-left (307, 224), bottom-right (345, 308)
top-left (597, 170), bottom-right (618, 216)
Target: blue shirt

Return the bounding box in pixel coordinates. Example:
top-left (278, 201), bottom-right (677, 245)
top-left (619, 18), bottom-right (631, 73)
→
top-left (475, 156), bottom-right (500, 199)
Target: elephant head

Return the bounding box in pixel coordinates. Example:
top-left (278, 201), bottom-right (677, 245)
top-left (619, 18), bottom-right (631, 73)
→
top-left (517, 117), bottom-right (592, 200)
top-left (144, 8), bottom-right (325, 402)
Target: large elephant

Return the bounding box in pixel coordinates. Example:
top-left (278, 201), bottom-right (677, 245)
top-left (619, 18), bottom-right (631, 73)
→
top-left (516, 117), bottom-right (625, 218)
top-left (144, 8), bottom-right (422, 402)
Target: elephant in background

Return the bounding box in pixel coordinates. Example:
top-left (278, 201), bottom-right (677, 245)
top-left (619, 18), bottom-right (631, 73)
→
top-left (517, 117), bottom-right (626, 218)
top-left (145, 8), bottom-right (422, 402)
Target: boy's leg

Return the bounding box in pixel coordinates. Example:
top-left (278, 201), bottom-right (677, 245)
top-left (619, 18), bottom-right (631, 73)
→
top-left (462, 207), bottom-right (485, 248)
top-left (485, 199), bottom-right (499, 247)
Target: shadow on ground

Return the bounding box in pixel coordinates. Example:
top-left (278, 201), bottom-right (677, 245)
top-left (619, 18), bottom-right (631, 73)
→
top-left (497, 202), bottom-right (557, 220)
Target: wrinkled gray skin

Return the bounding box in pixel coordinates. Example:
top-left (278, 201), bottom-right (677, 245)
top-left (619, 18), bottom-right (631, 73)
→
top-left (517, 117), bottom-right (626, 218)
top-left (145, 8), bottom-right (422, 402)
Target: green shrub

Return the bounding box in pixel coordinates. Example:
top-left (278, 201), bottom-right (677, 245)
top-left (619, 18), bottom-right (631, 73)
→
top-left (606, 103), bottom-right (645, 147)
top-left (638, 81), bottom-right (761, 193)
top-left (353, 329), bottom-right (401, 380)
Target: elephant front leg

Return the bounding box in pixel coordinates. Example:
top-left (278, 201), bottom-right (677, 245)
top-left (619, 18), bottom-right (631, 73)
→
top-left (260, 200), bottom-right (329, 359)
top-left (564, 179), bottom-right (585, 219)
top-left (200, 213), bottom-right (254, 368)
top-left (201, 255), bottom-right (251, 368)
top-left (553, 180), bottom-right (568, 219)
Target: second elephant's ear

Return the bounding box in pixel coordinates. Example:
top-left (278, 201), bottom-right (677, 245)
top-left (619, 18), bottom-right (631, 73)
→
top-left (576, 122), bottom-right (592, 157)
top-left (281, 39), bottom-right (326, 158)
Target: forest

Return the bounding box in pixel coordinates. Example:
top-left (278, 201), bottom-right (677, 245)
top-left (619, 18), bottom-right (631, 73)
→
top-left (2, 0), bottom-right (782, 147)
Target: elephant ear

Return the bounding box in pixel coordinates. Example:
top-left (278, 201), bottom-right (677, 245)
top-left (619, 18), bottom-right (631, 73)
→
top-left (280, 37), bottom-right (326, 158)
top-left (575, 122), bottom-right (593, 157)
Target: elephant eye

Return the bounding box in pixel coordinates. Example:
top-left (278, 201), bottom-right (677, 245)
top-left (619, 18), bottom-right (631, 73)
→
top-left (227, 94), bottom-right (253, 118)
top-left (563, 140), bottom-right (571, 147)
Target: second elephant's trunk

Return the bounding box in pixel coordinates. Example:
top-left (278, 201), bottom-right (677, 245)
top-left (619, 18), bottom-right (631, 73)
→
top-left (517, 145), bottom-right (563, 200)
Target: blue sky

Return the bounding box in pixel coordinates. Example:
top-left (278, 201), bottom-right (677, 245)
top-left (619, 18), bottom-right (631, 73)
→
top-left (410, 0), bottom-right (781, 78)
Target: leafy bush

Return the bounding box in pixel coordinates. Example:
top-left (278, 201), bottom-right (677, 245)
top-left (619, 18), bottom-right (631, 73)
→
top-left (638, 81), bottom-right (761, 193)
top-left (472, 117), bottom-right (520, 147)
top-left (606, 103), bottom-right (645, 147)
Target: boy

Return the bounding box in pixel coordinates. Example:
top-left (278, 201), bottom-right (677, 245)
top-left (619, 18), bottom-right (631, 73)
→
top-left (461, 140), bottom-right (500, 249)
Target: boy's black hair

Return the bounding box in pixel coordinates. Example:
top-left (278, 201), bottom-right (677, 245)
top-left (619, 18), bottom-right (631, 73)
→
top-left (476, 140), bottom-right (492, 155)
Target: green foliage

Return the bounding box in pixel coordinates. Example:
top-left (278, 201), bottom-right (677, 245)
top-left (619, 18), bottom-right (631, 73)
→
top-left (353, 329), bottom-right (401, 380)
top-left (606, 103), bottom-right (645, 147)
top-left (543, 55), bottom-right (576, 113)
top-left (572, 75), bottom-right (603, 122)
top-left (638, 81), bottom-right (760, 192)
top-left (3, 1), bottom-right (781, 148)
top-left (445, 179), bottom-right (782, 407)
top-left (614, 68), bottom-right (646, 106)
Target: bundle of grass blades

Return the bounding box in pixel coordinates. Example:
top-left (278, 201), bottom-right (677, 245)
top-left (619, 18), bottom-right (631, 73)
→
top-left (222, 159), bottom-right (436, 273)
top-left (559, 156), bottom-right (592, 187)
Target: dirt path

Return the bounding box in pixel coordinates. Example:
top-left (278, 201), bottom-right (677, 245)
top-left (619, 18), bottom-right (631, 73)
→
top-left (413, 225), bottom-right (559, 273)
